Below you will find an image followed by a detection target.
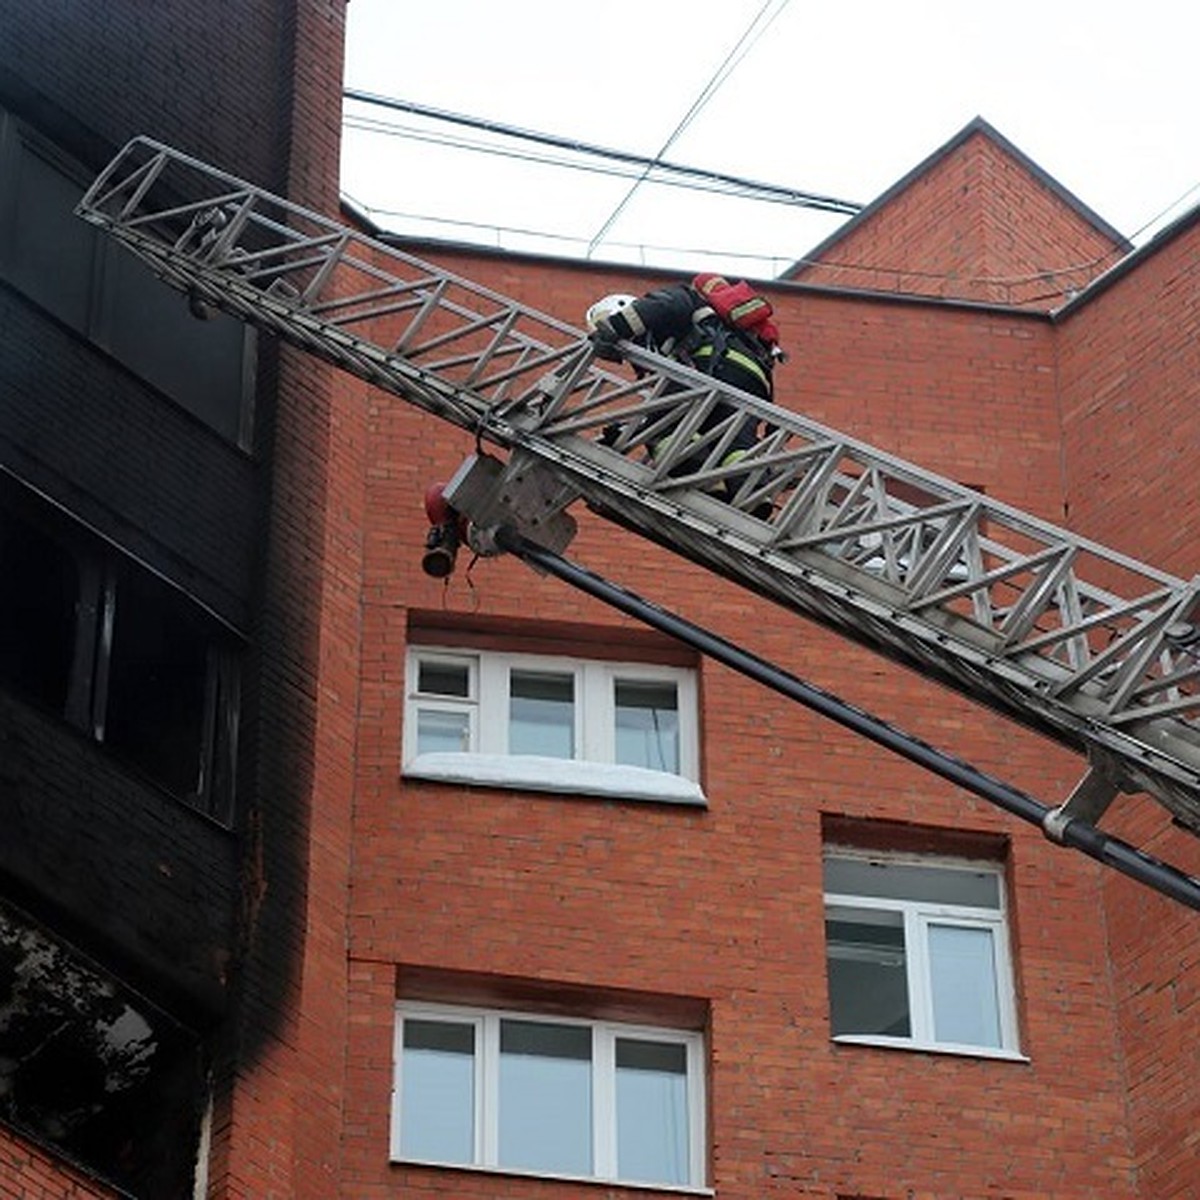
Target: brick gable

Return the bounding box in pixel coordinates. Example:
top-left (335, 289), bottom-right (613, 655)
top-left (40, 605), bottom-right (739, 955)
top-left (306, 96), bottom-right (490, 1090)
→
top-left (791, 117), bottom-right (1130, 308)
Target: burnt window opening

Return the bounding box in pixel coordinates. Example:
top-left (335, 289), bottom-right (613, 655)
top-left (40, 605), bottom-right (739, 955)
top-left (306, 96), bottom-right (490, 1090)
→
top-left (103, 563), bottom-right (239, 810)
top-left (0, 108), bottom-right (256, 449)
top-left (0, 512), bottom-right (78, 713)
top-left (0, 483), bottom-right (240, 823)
top-left (0, 900), bottom-right (206, 1198)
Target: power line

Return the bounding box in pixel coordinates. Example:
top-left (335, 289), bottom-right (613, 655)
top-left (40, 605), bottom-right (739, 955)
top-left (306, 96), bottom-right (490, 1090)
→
top-left (349, 190), bottom-right (1124, 299)
top-left (341, 88), bottom-right (1152, 295)
top-left (342, 192), bottom-right (803, 274)
top-left (586, 0), bottom-right (793, 256)
top-left (342, 89), bottom-right (860, 216)
top-left (343, 113), bottom-right (849, 211)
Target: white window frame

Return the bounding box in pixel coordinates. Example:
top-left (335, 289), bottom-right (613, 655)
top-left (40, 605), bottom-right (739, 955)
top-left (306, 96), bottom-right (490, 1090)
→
top-left (823, 847), bottom-right (1024, 1061)
top-left (391, 1002), bottom-right (708, 1191)
top-left (403, 646), bottom-right (704, 805)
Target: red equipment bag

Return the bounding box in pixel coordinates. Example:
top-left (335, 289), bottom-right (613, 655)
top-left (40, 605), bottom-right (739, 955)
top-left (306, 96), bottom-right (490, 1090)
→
top-left (692, 273), bottom-right (780, 348)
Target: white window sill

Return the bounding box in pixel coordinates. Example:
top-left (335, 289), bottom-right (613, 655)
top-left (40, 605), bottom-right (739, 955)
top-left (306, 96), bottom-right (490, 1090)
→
top-left (403, 752), bottom-right (707, 807)
top-left (832, 1034), bottom-right (1029, 1063)
top-left (391, 1158), bottom-right (714, 1196)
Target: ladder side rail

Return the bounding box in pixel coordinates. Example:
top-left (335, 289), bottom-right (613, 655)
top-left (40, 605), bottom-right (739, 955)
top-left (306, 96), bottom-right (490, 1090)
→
top-left (75, 144), bottom-right (1176, 619)
top-left (73, 143), bottom-right (1180, 585)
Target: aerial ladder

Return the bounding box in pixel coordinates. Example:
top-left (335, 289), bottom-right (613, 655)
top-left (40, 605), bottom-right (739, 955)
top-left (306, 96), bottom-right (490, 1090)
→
top-left (77, 137), bottom-right (1200, 909)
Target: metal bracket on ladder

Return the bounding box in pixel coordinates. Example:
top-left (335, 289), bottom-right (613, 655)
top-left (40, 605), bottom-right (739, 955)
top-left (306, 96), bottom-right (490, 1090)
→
top-left (1043, 756), bottom-right (1126, 844)
top-left (443, 452), bottom-right (579, 560)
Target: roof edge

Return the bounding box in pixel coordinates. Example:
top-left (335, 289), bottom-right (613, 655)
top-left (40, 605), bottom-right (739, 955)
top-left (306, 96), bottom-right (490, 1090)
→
top-left (787, 116), bottom-right (1132, 277)
top-left (1052, 199), bottom-right (1200, 320)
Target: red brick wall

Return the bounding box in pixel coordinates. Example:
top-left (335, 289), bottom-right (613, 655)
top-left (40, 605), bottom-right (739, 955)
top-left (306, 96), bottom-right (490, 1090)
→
top-left (796, 131), bottom-right (1124, 308)
top-left (1056, 222), bottom-right (1200, 572)
top-left (0, 1126), bottom-right (119, 1199)
top-left (1056, 218), bottom-right (1200, 1200)
top-left (335, 244), bottom-right (1142, 1198)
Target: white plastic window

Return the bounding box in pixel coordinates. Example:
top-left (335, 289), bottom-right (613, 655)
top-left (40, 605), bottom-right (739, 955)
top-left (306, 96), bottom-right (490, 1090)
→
top-left (404, 647), bottom-right (701, 802)
top-left (823, 849), bottom-right (1022, 1059)
top-left (392, 1003), bottom-right (706, 1188)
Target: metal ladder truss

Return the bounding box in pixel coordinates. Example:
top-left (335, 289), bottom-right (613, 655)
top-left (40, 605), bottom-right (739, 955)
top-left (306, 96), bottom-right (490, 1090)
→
top-left (78, 136), bottom-right (1200, 837)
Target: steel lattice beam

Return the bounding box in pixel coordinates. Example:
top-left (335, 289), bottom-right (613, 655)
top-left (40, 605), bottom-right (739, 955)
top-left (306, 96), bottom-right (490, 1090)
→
top-left (77, 136), bottom-right (1200, 834)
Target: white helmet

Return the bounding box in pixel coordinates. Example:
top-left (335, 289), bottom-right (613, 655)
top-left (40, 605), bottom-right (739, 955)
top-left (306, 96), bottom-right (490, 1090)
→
top-left (585, 293), bottom-right (637, 332)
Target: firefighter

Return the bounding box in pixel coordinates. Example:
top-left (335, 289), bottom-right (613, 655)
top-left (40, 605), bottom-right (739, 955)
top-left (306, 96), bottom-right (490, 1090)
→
top-left (585, 278), bottom-right (782, 507)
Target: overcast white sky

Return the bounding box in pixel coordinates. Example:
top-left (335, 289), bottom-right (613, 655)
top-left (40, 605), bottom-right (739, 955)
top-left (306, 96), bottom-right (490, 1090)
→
top-left (341, 0), bottom-right (1200, 279)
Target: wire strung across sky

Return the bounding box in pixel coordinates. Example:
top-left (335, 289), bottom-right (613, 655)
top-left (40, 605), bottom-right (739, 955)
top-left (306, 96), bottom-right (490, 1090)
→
top-left (584, 0), bottom-right (795, 256)
top-left (342, 90), bottom-right (862, 218)
top-left (341, 86), bottom-right (1200, 293)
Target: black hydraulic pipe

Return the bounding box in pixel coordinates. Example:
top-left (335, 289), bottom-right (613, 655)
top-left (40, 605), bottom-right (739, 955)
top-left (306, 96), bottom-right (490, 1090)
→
top-left (497, 528), bottom-right (1200, 913)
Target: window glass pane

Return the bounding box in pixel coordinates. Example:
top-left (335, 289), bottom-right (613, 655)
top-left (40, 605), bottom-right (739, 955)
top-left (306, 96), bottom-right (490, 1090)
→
top-left (105, 568), bottom-right (210, 799)
top-left (7, 142), bottom-right (94, 328)
top-left (824, 856), bottom-right (999, 908)
top-left (400, 1019), bottom-right (475, 1163)
top-left (509, 670), bottom-right (574, 758)
top-left (417, 707), bottom-right (470, 754)
top-left (616, 1038), bottom-right (689, 1185)
top-left (4, 137), bottom-right (249, 446)
top-left (614, 679), bottom-right (679, 773)
top-left (928, 924), bottom-right (1002, 1048)
top-left (102, 246), bottom-right (249, 444)
top-left (418, 659), bottom-right (470, 697)
top-left (826, 907), bottom-right (910, 1037)
top-left (0, 513), bottom-right (78, 713)
top-left (498, 1019), bottom-right (591, 1175)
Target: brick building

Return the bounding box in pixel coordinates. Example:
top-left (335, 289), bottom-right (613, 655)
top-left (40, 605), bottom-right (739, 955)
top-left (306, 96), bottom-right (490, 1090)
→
top-left (0, 2), bottom-right (348, 1195)
top-left (1, 6), bottom-right (1197, 1199)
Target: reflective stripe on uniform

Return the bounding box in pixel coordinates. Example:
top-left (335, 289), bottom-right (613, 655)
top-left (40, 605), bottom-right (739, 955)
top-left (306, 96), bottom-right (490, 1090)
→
top-left (692, 343), bottom-right (769, 390)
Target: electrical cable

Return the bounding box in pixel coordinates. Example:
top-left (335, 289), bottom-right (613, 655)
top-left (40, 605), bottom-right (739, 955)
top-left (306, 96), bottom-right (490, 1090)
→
top-left (585, 0), bottom-right (793, 257)
top-left (343, 89), bottom-right (1200, 295)
top-left (343, 114), bottom-right (836, 209)
top-left (343, 191), bottom-right (808, 275)
top-left (342, 92), bottom-right (858, 215)
top-left (1126, 178), bottom-right (1200, 243)
top-left (342, 115), bottom-right (834, 211)
top-left (346, 186), bottom-right (1130, 300)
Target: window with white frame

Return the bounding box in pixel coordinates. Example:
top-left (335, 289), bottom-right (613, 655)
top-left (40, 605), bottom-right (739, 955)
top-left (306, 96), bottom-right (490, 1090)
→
top-left (391, 1003), bottom-right (706, 1188)
top-left (823, 848), bottom-right (1021, 1058)
top-left (403, 646), bottom-right (702, 803)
